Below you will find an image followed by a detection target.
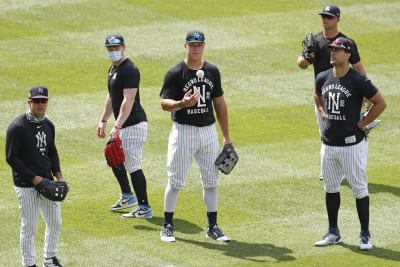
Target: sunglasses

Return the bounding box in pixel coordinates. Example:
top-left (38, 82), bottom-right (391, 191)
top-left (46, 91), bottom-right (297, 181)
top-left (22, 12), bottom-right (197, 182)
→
top-left (31, 98), bottom-right (48, 104)
top-left (321, 15), bottom-right (335, 20)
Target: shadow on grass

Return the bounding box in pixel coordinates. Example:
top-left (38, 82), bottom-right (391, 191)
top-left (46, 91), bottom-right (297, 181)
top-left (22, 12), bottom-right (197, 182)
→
top-left (340, 180), bottom-right (400, 198)
top-left (133, 217), bottom-right (295, 263)
top-left (368, 183), bottom-right (400, 197)
top-left (176, 237), bottom-right (295, 263)
top-left (133, 217), bottom-right (204, 234)
top-left (340, 243), bottom-right (400, 262)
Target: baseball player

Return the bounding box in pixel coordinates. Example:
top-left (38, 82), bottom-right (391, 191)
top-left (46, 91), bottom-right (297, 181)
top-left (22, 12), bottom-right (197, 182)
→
top-left (96, 34), bottom-right (152, 218)
top-left (159, 30), bottom-right (233, 242)
top-left (6, 86), bottom-right (68, 267)
top-left (313, 37), bottom-right (386, 250)
top-left (297, 4), bottom-right (368, 180)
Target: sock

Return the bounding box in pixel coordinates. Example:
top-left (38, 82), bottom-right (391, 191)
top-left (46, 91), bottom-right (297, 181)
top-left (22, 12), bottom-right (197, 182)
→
top-left (111, 163), bottom-right (131, 194)
top-left (130, 170), bottom-right (149, 206)
top-left (356, 196), bottom-right (370, 233)
top-left (326, 192), bottom-right (340, 231)
top-left (164, 212), bottom-right (174, 227)
top-left (207, 212), bottom-right (217, 228)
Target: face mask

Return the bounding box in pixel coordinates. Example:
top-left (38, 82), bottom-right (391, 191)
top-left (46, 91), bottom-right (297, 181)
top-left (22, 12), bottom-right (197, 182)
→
top-left (108, 50), bottom-right (122, 62)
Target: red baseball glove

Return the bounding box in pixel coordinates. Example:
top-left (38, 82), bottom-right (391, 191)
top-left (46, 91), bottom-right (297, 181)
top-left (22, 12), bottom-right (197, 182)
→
top-left (104, 135), bottom-right (125, 167)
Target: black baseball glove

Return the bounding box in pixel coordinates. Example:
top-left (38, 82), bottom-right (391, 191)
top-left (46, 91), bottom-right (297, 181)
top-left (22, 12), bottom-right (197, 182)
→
top-left (35, 179), bottom-right (68, 201)
top-left (302, 32), bottom-right (318, 64)
top-left (215, 143), bottom-right (239, 175)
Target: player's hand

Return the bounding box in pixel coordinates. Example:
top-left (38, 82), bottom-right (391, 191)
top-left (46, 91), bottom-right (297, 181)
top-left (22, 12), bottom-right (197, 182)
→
top-left (182, 89), bottom-right (200, 107)
top-left (110, 125), bottom-right (120, 137)
top-left (97, 121), bottom-right (107, 139)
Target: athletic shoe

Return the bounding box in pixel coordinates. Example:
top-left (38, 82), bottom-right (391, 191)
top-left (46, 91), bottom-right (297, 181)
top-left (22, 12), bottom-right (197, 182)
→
top-left (43, 257), bottom-right (62, 267)
top-left (27, 265), bottom-right (38, 267)
top-left (160, 224), bottom-right (176, 242)
top-left (121, 205), bottom-right (152, 218)
top-left (319, 174), bottom-right (324, 180)
top-left (315, 229), bottom-right (342, 247)
top-left (206, 225), bottom-right (231, 242)
top-left (360, 231), bottom-right (373, 251)
top-left (109, 195), bottom-right (138, 211)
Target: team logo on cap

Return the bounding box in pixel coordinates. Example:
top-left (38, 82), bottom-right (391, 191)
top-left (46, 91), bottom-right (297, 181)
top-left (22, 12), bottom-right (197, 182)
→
top-left (107, 36), bottom-right (122, 45)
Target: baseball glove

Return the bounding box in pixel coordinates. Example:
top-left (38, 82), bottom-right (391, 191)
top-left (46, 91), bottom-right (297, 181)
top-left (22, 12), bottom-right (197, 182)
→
top-left (215, 143), bottom-right (239, 175)
top-left (104, 135), bottom-right (125, 167)
top-left (35, 179), bottom-right (68, 201)
top-left (302, 32), bottom-right (318, 64)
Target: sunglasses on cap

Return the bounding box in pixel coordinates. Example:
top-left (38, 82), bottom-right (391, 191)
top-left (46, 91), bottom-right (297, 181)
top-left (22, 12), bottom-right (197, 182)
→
top-left (321, 15), bottom-right (335, 20)
top-left (31, 98), bottom-right (48, 104)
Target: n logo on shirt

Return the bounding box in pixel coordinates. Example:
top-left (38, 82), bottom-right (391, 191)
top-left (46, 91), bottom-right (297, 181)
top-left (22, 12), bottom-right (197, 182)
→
top-left (193, 85), bottom-right (207, 107)
top-left (328, 92), bottom-right (341, 114)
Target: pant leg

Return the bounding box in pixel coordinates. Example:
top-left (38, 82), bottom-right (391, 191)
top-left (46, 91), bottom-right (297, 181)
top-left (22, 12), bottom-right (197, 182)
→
top-left (15, 187), bottom-right (39, 266)
top-left (40, 197), bottom-right (62, 259)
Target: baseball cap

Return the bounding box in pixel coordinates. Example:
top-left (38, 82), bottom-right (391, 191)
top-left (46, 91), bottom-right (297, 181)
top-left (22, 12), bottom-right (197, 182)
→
top-left (328, 37), bottom-right (354, 53)
top-left (186, 30), bottom-right (205, 43)
top-left (29, 85), bottom-right (49, 99)
top-left (318, 5), bottom-right (340, 18)
top-left (104, 34), bottom-right (125, 47)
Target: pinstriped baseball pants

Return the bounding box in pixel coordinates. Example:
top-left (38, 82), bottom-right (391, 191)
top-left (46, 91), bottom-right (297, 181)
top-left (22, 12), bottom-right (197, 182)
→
top-left (120, 121), bottom-right (147, 173)
top-left (321, 139), bottom-right (369, 198)
top-left (14, 186), bottom-right (62, 266)
top-left (167, 122), bottom-right (220, 189)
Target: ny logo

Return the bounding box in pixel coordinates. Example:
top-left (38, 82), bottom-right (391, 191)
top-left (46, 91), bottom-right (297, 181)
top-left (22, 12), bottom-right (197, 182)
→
top-left (192, 85), bottom-right (206, 107)
top-left (36, 131), bottom-right (47, 148)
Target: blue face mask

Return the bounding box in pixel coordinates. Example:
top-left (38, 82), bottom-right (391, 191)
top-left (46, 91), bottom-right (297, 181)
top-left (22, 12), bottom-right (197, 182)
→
top-left (108, 50), bottom-right (122, 62)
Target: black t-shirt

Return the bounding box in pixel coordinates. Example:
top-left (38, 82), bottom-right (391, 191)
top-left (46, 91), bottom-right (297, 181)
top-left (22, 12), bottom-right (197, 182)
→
top-left (312, 32), bottom-right (361, 78)
top-left (107, 58), bottom-right (147, 127)
top-left (316, 68), bottom-right (378, 146)
top-left (5, 114), bottom-right (61, 187)
top-left (159, 61), bottom-right (223, 127)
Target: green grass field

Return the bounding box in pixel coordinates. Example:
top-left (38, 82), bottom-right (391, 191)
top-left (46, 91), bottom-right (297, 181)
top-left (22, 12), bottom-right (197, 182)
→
top-left (1, 0), bottom-right (399, 266)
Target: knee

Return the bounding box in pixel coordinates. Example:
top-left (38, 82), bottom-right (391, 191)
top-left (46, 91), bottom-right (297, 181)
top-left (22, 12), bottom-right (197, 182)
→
top-left (352, 187), bottom-right (369, 199)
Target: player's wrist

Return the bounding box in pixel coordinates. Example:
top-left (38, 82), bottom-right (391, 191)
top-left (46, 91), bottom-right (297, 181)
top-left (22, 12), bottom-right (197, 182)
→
top-left (179, 100), bottom-right (186, 109)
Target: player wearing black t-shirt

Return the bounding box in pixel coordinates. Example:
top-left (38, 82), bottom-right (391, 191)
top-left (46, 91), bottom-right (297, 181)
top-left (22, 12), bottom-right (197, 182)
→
top-left (159, 30), bottom-right (233, 242)
top-left (97, 34), bottom-right (151, 219)
top-left (313, 37), bottom-right (386, 251)
top-left (297, 5), bottom-right (367, 180)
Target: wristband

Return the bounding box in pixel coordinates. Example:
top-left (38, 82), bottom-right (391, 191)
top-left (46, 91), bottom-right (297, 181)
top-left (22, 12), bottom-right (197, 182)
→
top-left (179, 100), bottom-right (185, 109)
top-left (101, 120), bottom-right (107, 123)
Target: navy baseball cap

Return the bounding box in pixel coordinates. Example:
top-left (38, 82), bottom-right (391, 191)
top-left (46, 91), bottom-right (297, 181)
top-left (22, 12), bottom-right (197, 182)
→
top-left (29, 85), bottom-right (49, 99)
top-left (186, 30), bottom-right (205, 43)
top-left (328, 37), bottom-right (354, 53)
top-left (104, 34), bottom-right (125, 47)
top-left (318, 5), bottom-right (340, 18)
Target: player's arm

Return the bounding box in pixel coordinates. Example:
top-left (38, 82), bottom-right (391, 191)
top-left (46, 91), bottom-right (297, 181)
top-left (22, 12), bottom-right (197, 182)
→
top-left (313, 90), bottom-right (326, 120)
top-left (160, 89), bottom-right (200, 112)
top-left (110, 88), bottom-right (137, 136)
top-left (357, 91), bottom-right (386, 130)
top-left (352, 61), bottom-right (373, 110)
top-left (297, 55), bottom-right (311, 69)
top-left (97, 94), bottom-right (113, 138)
top-left (213, 96), bottom-right (231, 144)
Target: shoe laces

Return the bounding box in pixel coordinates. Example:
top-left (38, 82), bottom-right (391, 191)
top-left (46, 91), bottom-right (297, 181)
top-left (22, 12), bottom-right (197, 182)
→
top-left (209, 225), bottom-right (224, 236)
top-left (163, 224), bottom-right (174, 236)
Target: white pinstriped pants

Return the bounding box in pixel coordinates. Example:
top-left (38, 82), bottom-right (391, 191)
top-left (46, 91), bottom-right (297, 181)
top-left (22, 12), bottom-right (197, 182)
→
top-left (120, 121), bottom-right (147, 173)
top-left (321, 139), bottom-right (369, 198)
top-left (167, 122), bottom-right (220, 189)
top-left (14, 186), bottom-right (62, 266)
